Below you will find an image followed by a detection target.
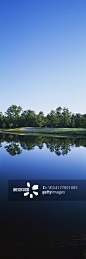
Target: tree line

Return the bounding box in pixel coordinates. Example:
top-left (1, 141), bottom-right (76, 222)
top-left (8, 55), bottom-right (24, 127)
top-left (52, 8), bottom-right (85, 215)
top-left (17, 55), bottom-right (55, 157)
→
top-left (0, 105), bottom-right (86, 128)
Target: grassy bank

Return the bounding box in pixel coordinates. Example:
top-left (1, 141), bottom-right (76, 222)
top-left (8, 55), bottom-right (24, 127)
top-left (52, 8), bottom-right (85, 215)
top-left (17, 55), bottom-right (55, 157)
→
top-left (0, 128), bottom-right (86, 136)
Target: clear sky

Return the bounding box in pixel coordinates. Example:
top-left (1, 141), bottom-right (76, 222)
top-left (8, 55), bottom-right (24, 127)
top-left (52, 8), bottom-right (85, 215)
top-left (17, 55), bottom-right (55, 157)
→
top-left (0, 0), bottom-right (86, 115)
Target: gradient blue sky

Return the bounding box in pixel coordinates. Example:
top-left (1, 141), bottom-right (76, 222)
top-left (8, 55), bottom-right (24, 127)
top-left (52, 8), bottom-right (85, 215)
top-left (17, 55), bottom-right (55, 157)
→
top-left (0, 0), bottom-right (86, 115)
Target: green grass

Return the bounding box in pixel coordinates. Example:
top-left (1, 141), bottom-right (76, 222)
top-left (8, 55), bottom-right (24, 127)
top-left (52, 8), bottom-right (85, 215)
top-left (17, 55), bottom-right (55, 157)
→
top-left (0, 127), bottom-right (86, 136)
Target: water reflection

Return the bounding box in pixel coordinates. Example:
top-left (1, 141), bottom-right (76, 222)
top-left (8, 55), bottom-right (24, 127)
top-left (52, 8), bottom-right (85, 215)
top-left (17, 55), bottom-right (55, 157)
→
top-left (5, 143), bottom-right (22, 156)
top-left (0, 133), bottom-right (86, 156)
top-left (0, 133), bottom-right (86, 258)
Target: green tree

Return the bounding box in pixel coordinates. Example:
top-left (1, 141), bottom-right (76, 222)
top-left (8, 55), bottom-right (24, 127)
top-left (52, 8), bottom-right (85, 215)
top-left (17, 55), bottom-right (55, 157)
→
top-left (55, 107), bottom-right (62, 127)
top-left (83, 114), bottom-right (86, 128)
top-left (71, 114), bottom-right (75, 128)
top-left (38, 111), bottom-right (45, 127)
top-left (71, 118), bottom-right (75, 128)
top-left (25, 110), bottom-right (36, 127)
top-left (75, 113), bottom-right (81, 128)
top-left (5, 105), bottom-right (22, 128)
top-left (9, 123), bottom-right (13, 129)
top-left (49, 110), bottom-right (56, 127)
top-left (0, 112), bottom-right (3, 128)
top-left (46, 114), bottom-right (51, 127)
top-left (62, 107), bottom-right (71, 127)
top-left (3, 122), bottom-right (6, 129)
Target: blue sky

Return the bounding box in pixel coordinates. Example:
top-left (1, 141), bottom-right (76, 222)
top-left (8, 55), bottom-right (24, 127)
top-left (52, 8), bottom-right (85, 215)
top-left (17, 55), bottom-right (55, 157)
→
top-left (0, 0), bottom-right (86, 115)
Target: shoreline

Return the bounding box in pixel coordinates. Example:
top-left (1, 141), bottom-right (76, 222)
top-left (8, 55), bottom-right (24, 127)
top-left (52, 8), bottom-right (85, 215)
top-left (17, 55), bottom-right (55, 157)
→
top-left (0, 127), bottom-right (86, 137)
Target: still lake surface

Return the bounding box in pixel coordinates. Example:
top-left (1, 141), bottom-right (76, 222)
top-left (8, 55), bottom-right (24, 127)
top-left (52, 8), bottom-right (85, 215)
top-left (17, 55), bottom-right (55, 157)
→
top-left (0, 133), bottom-right (86, 258)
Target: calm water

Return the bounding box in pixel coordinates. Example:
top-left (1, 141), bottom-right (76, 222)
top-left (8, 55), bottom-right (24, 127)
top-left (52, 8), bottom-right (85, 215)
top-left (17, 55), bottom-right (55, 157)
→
top-left (0, 133), bottom-right (86, 258)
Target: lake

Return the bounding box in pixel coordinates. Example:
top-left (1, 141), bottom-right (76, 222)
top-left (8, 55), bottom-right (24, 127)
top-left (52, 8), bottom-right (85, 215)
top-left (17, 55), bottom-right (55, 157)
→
top-left (0, 133), bottom-right (86, 258)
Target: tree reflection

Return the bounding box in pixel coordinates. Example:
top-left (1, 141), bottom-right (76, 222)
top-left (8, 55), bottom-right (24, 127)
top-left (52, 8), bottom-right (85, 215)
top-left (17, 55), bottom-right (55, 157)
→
top-left (5, 142), bottom-right (22, 156)
top-left (0, 133), bottom-right (86, 156)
